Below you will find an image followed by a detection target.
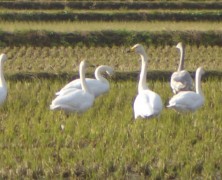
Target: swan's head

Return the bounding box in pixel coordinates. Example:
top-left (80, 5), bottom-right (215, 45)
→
top-left (128, 44), bottom-right (146, 55)
top-left (80, 60), bottom-right (87, 68)
top-left (95, 65), bottom-right (114, 79)
top-left (196, 67), bottom-right (205, 76)
top-left (106, 66), bottom-right (114, 76)
top-left (0, 54), bottom-right (7, 62)
top-left (176, 42), bottom-right (183, 50)
top-left (80, 60), bottom-right (94, 72)
top-left (80, 60), bottom-right (94, 68)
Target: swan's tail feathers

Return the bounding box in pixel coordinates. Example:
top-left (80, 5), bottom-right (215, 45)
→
top-left (55, 91), bottom-right (60, 96)
top-left (166, 104), bottom-right (174, 108)
top-left (134, 113), bottom-right (158, 120)
top-left (50, 104), bottom-right (60, 110)
top-left (143, 114), bottom-right (158, 119)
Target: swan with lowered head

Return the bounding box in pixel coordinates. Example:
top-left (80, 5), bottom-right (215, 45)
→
top-left (167, 67), bottom-right (205, 112)
top-left (128, 44), bottom-right (163, 119)
top-left (50, 60), bottom-right (95, 113)
top-left (55, 65), bottom-right (114, 97)
top-left (170, 42), bottom-right (193, 94)
top-left (0, 54), bottom-right (7, 106)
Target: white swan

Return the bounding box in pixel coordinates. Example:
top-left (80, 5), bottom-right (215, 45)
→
top-left (50, 60), bottom-right (95, 113)
top-left (167, 67), bottom-right (205, 112)
top-left (129, 44), bottom-right (163, 119)
top-left (170, 42), bottom-right (193, 94)
top-left (55, 65), bottom-right (114, 97)
top-left (0, 54), bottom-right (7, 106)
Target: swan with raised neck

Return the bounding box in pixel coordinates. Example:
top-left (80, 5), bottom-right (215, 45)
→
top-left (176, 42), bottom-right (185, 71)
top-left (128, 44), bottom-right (163, 119)
top-left (130, 44), bottom-right (148, 92)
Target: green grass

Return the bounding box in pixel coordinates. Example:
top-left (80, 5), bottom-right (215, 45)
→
top-left (0, 78), bottom-right (221, 179)
top-left (1, 21), bottom-right (222, 32)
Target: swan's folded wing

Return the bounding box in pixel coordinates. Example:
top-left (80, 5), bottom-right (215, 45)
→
top-left (52, 90), bottom-right (86, 109)
top-left (56, 87), bottom-right (79, 96)
top-left (56, 78), bottom-right (108, 97)
top-left (134, 93), bottom-right (153, 118)
top-left (134, 91), bottom-right (162, 118)
top-left (168, 91), bottom-right (203, 110)
top-left (171, 71), bottom-right (193, 92)
top-left (171, 80), bottom-right (186, 91)
top-left (56, 79), bottom-right (82, 95)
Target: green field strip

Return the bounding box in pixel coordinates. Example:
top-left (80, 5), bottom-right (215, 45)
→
top-left (1, 21), bottom-right (222, 32)
top-left (1, 30), bottom-right (222, 46)
top-left (1, 11), bottom-right (222, 21)
top-left (1, 1), bottom-right (222, 10)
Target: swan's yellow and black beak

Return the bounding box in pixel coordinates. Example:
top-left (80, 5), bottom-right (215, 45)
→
top-left (107, 69), bottom-right (115, 77)
top-left (88, 63), bottom-right (96, 68)
top-left (126, 46), bottom-right (135, 53)
top-left (84, 60), bottom-right (96, 68)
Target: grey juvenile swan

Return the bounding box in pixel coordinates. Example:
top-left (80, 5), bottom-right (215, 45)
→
top-left (170, 42), bottom-right (193, 94)
top-left (167, 67), bottom-right (205, 112)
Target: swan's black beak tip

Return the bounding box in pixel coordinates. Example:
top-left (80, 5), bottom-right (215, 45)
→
top-left (126, 48), bottom-right (131, 53)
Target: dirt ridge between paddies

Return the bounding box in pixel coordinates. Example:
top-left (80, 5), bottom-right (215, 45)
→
top-left (1, 11), bottom-right (222, 22)
top-left (5, 70), bottom-right (222, 82)
top-left (1, 1), bottom-right (222, 10)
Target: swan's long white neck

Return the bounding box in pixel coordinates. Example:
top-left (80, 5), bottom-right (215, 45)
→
top-left (195, 69), bottom-right (203, 96)
top-left (79, 62), bottom-right (90, 93)
top-left (177, 46), bottom-right (184, 71)
top-left (95, 65), bottom-right (109, 84)
top-left (0, 58), bottom-right (6, 88)
top-left (138, 53), bottom-right (148, 92)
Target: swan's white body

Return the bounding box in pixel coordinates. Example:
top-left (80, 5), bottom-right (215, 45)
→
top-left (0, 54), bottom-right (7, 106)
top-left (167, 67), bottom-right (204, 112)
top-left (129, 44), bottom-right (163, 119)
top-left (50, 60), bottom-right (95, 113)
top-left (134, 89), bottom-right (163, 119)
top-left (56, 65), bottom-right (113, 97)
top-left (170, 42), bottom-right (193, 94)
